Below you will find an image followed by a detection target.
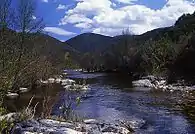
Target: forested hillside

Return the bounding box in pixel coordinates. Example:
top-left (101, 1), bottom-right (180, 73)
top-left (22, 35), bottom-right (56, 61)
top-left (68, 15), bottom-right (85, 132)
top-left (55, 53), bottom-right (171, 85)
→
top-left (0, 0), bottom-right (79, 99)
top-left (66, 33), bottom-right (114, 53)
top-left (67, 12), bottom-right (195, 83)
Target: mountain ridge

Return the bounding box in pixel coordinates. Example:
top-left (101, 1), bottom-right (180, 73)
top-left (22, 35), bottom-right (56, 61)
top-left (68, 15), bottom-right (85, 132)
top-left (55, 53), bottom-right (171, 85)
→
top-left (65, 32), bottom-right (114, 53)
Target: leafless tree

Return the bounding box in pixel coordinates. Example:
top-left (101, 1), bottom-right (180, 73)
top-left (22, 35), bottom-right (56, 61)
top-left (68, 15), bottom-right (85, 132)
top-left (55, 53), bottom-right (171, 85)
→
top-left (0, 0), bottom-right (13, 70)
top-left (11, 0), bottom-right (44, 90)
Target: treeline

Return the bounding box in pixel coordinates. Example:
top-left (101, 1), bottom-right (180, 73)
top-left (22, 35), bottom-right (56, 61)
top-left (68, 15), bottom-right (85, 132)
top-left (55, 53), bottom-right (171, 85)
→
top-left (79, 12), bottom-right (195, 83)
top-left (0, 0), bottom-right (73, 101)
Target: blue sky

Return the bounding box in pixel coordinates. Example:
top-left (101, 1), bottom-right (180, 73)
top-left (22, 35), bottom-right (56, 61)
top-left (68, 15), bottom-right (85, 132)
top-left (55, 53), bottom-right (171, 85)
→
top-left (36, 0), bottom-right (195, 41)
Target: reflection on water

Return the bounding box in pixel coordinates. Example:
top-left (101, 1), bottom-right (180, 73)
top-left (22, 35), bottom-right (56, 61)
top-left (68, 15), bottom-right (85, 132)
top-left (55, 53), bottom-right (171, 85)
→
top-left (181, 92), bottom-right (195, 124)
top-left (5, 71), bottom-right (195, 134)
top-left (66, 71), bottom-right (195, 134)
top-left (4, 84), bottom-right (62, 117)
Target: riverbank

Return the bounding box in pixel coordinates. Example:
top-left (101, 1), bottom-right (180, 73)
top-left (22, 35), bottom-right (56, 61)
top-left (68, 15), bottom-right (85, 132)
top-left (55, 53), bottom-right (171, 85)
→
top-left (1, 71), bottom-right (140, 133)
top-left (132, 75), bottom-right (195, 92)
top-left (80, 69), bottom-right (195, 93)
top-left (1, 72), bottom-right (91, 133)
top-left (1, 74), bottom-right (143, 134)
top-left (5, 73), bottom-right (88, 100)
top-left (1, 71), bottom-right (195, 133)
top-left (11, 118), bottom-right (144, 133)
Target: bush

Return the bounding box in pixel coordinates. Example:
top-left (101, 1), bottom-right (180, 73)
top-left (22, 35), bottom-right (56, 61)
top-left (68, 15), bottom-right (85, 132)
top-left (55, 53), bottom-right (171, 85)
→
top-left (141, 37), bottom-right (176, 75)
top-left (0, 107), bottom-right (7, 116)
top-left (58, 95), bottom-right (82, 122)
top-left (0, 118), bottom-right (14, 134)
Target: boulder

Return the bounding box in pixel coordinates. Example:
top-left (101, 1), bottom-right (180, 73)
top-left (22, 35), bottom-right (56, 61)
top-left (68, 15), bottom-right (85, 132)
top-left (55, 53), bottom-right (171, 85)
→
top-left (48, 78), bottom-right (55, 83)
top-left (40, 80), bottom-right (49, 84)
top-left (0, 113), bottom-right (19, 122)
top-left (142, 75), bottom-right (156, 82)
top-left (55, 78), bottom-right (62, 83)
top-left (84, 119), bottom-right (99, 124)
top-left (12, 118), bottom-right (135, 134)
top-left (61, 79), bottom-right (76, 86)
top-left (63, 85), bottom-right (73, 90)
top-left (81, 85), bottom-right (89, 90)
top-left (132, 79), bottom-right (153, 88)
top-left (39, 119), bottom-right (75, 128)
top-left (102, 126), bottom-right (118, 133)
top-left (133, 75), bottom-right (195, 93)
top-left (6, 92), bottom-right (19, 99)
top-left (157, 80), bottom-right (166, 86)
top-left (63, 84), bottom-right (89, 91)
top-left (19, 88), bottom-right (30, 93)
top-left (75, 69), bottom-right (82, 72)
top-left (22, 132), bottom-right (35, 134)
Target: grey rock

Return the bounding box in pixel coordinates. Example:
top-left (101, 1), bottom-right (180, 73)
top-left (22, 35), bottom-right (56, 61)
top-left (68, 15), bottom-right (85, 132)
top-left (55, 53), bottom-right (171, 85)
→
top-left (19, 88), bottom-right (30, 93)
top-left (13, 118), bottom-right (136, 134)
top-left (0, 113), bottom-right (19, 122)
top-left (102, 126), bottom-right (118, 133)
top-left (12, 125), bottom-right (23, 134)
top-left (39, 119), bottom-right (75, 128)
top-left (133, 75), bottom-right (195, 92)
top-left (84, 119), bottom-right (99, 124)
top-left (6, 93), bottom-right (19, 99)
top-left (132, 79), bottom-right (153, 88)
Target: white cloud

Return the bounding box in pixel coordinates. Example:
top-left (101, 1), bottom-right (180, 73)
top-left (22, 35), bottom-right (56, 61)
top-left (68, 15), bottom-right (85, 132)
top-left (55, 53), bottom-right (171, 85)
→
top-left (67, 0), bottom-right (113, 15)
top-left (44, 27), bottom-right (76, 36)
top-left (41, 0), bottom-right (48, 3)
top-left (115, 0), bottom-right (137, 4)
top-left (57, 4), bottom-right (67, 10)
top-left (60, 0), bottom-right (195, 36)
top-left (75, 23), bottom-right (92, 29)
top-left (59, 14), bottom-right (93, 25)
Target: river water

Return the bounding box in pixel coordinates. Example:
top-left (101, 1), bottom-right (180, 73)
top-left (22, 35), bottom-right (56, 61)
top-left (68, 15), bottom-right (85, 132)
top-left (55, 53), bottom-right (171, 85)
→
top-left (6, 70), bottom-right (195, 134)
top-left (54, 70), bottom-right (195, 134)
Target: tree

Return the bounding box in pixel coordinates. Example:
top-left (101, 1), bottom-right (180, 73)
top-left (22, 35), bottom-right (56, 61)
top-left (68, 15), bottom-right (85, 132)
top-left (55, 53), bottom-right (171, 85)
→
top-left (11, 0), bottom-right (44, 90)
top-left (0, 0), bottom-right (16, 97)
top-left (141, 37), bottom-right (176, 75)
top-left (0, 0), bottom-right (46, 92)
top-left (0, 0), bottom-right (12, 29)
top-left (0, 0), bottom-right (13, 70)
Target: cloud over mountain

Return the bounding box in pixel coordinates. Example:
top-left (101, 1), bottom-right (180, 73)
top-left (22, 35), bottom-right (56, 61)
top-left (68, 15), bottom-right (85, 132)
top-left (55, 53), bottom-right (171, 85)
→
top-left (59, 0), bottom-right (195, 36)
top-left (44, 27), bottom-right (76, 36)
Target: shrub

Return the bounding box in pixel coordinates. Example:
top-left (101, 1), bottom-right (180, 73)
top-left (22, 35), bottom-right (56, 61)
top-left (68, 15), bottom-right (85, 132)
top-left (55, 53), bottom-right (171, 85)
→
top-left (58, 95), bottom-right (82, 122)
top-left (141, 37), bottom-right (176, 75)
top-left (0, 118), bottom-right (14, 134)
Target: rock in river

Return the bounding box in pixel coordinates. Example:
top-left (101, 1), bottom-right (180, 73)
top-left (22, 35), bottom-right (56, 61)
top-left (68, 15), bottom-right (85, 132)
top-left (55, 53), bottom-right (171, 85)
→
top-left (12, 118), bottom-right (135, 134)
top-left (6, 92), bottom-right (19, 99)
top-left (19, 87), bottom-right (30, 93)
top-left (132, 79), bottom-right (153, 88)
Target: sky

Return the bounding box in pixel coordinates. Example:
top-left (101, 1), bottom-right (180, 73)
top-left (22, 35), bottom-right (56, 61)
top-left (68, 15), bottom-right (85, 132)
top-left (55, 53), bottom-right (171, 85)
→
top-left (36, 0), bottom-right (195, 41)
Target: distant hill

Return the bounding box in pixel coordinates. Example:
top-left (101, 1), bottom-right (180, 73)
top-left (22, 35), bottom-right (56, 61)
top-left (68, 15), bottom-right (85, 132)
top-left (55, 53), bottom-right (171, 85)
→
top-left (65, 33), bottom-right (114, 53)
top-left (0, 29), bottom-right (79, 68)
top-left (32, 33), bottom-right (80, 64)
top-left (65, 12), bottom-right (195, 54)
top-left (66, 11), bottom-right (195, 79)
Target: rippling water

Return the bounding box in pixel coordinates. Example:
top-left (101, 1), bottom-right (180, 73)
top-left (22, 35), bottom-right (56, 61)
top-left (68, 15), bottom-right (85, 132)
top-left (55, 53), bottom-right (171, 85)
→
top-left (6, 70), bottom-right (195, 134)
top-left (53, 70), bottom-right (195, 134)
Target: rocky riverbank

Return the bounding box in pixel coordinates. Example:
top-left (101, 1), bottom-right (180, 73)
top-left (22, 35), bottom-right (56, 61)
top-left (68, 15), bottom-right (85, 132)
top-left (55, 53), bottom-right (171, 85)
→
top-left (6, 75), bottom-right (89, 100)
top-left (2, 72), bottom-right (149, 134)
top-left (2, 73), bottom-right (94, 133)
top-left (3, 73), bottom-right (195, 133)
top-left (132, 75), bottom-right (195, 92)
top-left (0, 112), bottom-right (146, 134)
top-left (11, 118), bottom-right (145, 134)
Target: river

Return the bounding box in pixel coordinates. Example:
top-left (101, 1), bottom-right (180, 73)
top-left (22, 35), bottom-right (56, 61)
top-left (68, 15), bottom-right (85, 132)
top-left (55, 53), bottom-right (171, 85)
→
top-left (6, 70), bottom-right (195, 134)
